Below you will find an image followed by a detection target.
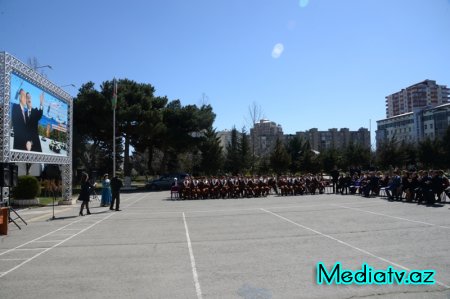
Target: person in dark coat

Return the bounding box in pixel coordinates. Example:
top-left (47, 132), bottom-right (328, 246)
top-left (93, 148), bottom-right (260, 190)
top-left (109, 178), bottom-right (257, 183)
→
top-left (110, 176), bottom-right (123, 211)
top-left (330, 167), bottom-right (339, 194)
top-left (79, 172), bottom-right (95, 216)
top-left (11, 89), bottom-right (32, 150)
top-left (25, 92), bottom-right (44, 152)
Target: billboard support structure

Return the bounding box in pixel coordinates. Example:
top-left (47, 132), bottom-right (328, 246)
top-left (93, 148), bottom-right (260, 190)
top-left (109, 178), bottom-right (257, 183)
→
top-left (0, 52), bottom-right (73, 203)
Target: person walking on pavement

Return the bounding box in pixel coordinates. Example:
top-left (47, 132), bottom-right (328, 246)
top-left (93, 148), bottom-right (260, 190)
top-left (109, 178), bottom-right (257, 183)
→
top-left (110, 175), bottom-right (123, 211)
top-left (79, 172), bottom-right (95, 216)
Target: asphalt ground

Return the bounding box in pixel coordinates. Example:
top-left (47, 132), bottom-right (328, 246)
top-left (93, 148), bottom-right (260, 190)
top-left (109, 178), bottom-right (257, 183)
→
top-left (1, 191), bottom-right (450, 299)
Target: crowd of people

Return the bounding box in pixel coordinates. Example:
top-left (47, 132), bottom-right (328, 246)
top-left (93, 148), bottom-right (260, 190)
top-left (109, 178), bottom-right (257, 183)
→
top-left (333, 169), bottom-right (450, 205)
top-left (171, 170), bottom-right (450, 205)
top-left (173, 174), bottom-right (335, 200)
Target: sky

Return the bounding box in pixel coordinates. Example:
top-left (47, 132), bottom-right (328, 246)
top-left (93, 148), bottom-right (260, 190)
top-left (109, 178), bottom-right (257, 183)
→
top-left (1, 0), bottom-right (450, 147)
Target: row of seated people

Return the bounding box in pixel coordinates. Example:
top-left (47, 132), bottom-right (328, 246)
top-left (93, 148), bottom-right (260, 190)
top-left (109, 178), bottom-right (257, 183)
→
top-left (178, 176), bottom-right (273, 199)
top-left (277, 175), bottom-right (326, 196)
top-left (334, 169), bottom-right (450, 205)
top-left (176, 175), bottom-right (329, 200)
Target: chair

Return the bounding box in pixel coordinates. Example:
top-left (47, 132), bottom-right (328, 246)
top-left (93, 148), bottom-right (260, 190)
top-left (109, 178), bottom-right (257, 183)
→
top-left (170, 186), bottom-right (179, 200)
top-left (379, 187), bottom-right (387, 197)
top-left (439, 191), bottom-right (448, 203)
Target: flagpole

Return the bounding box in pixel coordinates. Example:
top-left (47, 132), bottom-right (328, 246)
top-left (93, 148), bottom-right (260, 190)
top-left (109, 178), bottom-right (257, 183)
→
top-left (113, 105), bottom-right (116, 177)
top-left (112, 78), bottom-right (117, 177)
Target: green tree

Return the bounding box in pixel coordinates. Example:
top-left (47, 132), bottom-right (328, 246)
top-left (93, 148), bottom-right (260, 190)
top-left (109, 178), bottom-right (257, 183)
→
top-left (131, 96), bottom-right (168, 174)
top-left (397, 141), bottom-right (417, 169)
top-left (224, 127), bottom-right (241, 175)
top-left (239, 128), bottom-right (251, 173)
top-left (106, 79), bottom-right (158, 176)
top-left (162, 101), bottom-right (216, 173)
top-left (73, 82), bottom-right (121, 176)
top-left (343, 142), bottom-right (370, 170)
top-left (417, 138), bottom-right (443, 169)
top-left (73, 78), bottom-right (217, 177)
top-left (257, 155), bottom-right (271, 174)
top-left (286, 136), bottom-right (304, 174)
top-left (199, 128), bottom-right (224, 175)
top-left (298, 140), bottom-right (319, 173)
top-left (441, 126), bottom-right (450, 168)
top-left (376, 137), bottom-right (400, 169)
top-left (270, 138), bottom-right (291, 175)
top-left (320, 148), bottom-right (341, 173)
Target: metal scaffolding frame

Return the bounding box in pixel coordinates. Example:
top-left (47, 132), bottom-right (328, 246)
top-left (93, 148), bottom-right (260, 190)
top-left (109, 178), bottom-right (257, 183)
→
top-left (0, 52), bottom-right (73, 202)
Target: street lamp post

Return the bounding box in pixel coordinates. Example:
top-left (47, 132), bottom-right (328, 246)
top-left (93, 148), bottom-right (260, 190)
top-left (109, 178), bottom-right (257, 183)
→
top-left (35, 65), bottom-right (53, 70)
top-left (59, 84), bottom-right (76, 88)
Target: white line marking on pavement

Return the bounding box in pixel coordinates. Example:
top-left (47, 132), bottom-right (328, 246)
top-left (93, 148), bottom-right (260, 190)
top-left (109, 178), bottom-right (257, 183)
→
top-left (51, 233), bottom-right (77, 236)
top-left (0, 217), bottom-right (87, 257)
top-left (183, 212), bottom-right (203, 299)
top-left (123, 203), bottom-right (387, 216)
top-left (261, 208), bottom-right (450, 289)
top-left (124, 194), bottom-right (149, 208)
top-left (332, 204), bottom-right (450, 229)
top-left (258, 202), bottom-right (386, 211)
top-left (14, 248), bottom-right (49, 251)
top-left (33, 240), bottom-right (66, 243)
top-left (0, 213), bottom-right (115, 278)
top-left (0, 259), bottom-right (27, 261)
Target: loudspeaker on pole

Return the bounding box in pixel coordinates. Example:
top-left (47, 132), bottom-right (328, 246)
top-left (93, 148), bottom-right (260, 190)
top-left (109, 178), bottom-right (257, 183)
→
top-left (10, 164), bottom-right (18, 187)
top-left (0, 163), bottom-right (11, 187)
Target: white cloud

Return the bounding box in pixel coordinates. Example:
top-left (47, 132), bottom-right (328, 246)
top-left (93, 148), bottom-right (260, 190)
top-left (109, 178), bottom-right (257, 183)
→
top-left (299, 0), bottom-right (309, 8)
top-left (271, 43), bottom-right (284, 59)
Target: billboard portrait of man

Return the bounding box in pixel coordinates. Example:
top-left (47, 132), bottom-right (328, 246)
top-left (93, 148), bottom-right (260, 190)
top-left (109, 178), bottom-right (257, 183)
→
top-left (26, 91), bottom-right (44, 152)
top-left (9, 73), bottom-right (69, 156)
top-left (11, 88), bottom-right (32, 150)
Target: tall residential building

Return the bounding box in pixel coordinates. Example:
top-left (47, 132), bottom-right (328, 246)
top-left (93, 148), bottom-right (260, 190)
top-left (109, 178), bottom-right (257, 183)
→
top-left (295, 128), bottom-right (370, 152)
top-left (217, 129), bottom-right (242, 153)
top-left (250, 119), bottom-right (284, 157)
top-left (385, 79), bottom-right (449, 118)
top-left (217, 130), bottom-right (232, 153)
top-left (376, 103), bottom-right (450, 147)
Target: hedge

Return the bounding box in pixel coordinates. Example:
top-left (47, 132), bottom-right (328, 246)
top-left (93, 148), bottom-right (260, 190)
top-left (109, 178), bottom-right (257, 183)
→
top-left (12, 176), bottom-right (41, 199)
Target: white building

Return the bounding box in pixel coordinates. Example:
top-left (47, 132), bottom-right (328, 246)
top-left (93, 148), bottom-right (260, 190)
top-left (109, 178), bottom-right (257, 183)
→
top-left (295, 128), bottom-right (370, 151)
top-left (250, 119), bottom-right (284, 157)
top-left (385, 79), bottom-right (449, 118)
top-left (376, 103), bottom-right (450, 147)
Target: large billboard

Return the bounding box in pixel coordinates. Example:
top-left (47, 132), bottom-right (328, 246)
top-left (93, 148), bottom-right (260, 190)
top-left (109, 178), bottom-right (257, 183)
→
top-left (0, 52), bottom-right (73, 201)
top-left (0, 52), bottom-right (72, 164)
top-left (9, 73), bottom-right (68, 156)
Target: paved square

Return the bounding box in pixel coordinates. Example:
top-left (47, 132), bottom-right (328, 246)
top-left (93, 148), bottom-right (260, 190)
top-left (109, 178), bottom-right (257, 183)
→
top-left (1, 192), bottom-right (450, 298)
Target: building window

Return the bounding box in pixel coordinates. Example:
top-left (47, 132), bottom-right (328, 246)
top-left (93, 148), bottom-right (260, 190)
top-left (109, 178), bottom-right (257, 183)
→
top-left (430, 124), bottom-right (433, 129)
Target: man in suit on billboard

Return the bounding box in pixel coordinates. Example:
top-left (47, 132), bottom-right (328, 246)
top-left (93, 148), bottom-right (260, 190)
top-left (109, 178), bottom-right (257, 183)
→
top-left (11, 89), bottom-right (32, 151)
top-left (26, 92), bottom-right (44, 152)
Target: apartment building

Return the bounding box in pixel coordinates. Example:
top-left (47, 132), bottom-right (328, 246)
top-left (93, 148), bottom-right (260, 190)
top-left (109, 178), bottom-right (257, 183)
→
top-left (249, 119), bottom-right (284, 157)
top-left (295, 128), bottom-right (370, 152)
top-left (385, 79), bottom-right (449, 118)
top-left (376, 103), bottom-right (450, 147)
